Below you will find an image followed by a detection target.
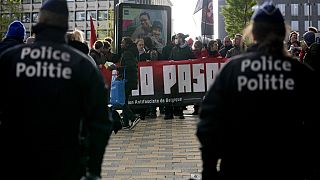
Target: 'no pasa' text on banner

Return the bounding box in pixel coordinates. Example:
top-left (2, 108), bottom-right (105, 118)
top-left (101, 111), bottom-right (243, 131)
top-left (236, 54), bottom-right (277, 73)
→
top-left (103, 58), bottom-right (228, 106)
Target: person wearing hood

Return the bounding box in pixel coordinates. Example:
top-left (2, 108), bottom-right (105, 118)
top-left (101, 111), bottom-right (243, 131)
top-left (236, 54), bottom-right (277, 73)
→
top-left (0, 0), bottom-right (112, 180)
top-left (0, 20), bottom-right (26, 54)
top-left (197, 2), bottom-right (319, 179)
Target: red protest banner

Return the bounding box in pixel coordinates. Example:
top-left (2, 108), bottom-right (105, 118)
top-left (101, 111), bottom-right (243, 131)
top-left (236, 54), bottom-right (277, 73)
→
top-left (101, 57), bottom-right (229, 106)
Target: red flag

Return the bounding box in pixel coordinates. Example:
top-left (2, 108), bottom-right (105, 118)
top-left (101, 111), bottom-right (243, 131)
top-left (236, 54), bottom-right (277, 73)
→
top-left (89, 16), bottom-right (97, 49)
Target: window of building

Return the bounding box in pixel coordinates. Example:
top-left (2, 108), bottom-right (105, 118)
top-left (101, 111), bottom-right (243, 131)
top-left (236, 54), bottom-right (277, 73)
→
top-left (318, 21), bottom-right (320, 32)
top-left (97, 30), bottom-right (107, 39)
top-left (32, 12), bottom-right (39, 23)
top-left (98, 10), bottom-right (107, 21)
top-left (304, 3), bottom-right (312, 16)
top-left (11, 14), bottom-right (20, 21)
top-left (69, 11), bottom-right (75, 22)
top-left (76, 0), bottom-right (85, 1)
top-left (305, 21), bottom-right (312, 31)
top-left (291, 21), bottom-right (299, 31)
top-left (277, 4), bottom-right (286, 16)
top-left (32, 0), bottom-right (41, 3)
top-left (86, 30), bottom-right (91, 41)
top-left (291, 4), bottom-right (299, 16)
top-left (1, 14), bottom-right (10, 19)
top-left (22, 13), bottom-right (31, 23)
top-left (318, 3), bottom-right (320, 16)
top-left (87, 11), bottom-right (97, 21)
top-left (75, 11), bottom-right (85, 21)
top-left (22, 0), bottom-right (31, 3)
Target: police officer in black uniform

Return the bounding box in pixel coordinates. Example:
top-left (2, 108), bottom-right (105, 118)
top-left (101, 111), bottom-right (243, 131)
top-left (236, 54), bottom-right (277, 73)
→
top-left (197, 2), bottom-right (319, 180)
top-left (0, 1), bottom-right (112, 180)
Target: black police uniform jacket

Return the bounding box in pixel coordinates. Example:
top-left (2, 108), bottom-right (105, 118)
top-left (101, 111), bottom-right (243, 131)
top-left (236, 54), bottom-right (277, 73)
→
top-left (0, 28), bottom-right (112, 179)
top-left (197, 49), bottom-right (319, 180)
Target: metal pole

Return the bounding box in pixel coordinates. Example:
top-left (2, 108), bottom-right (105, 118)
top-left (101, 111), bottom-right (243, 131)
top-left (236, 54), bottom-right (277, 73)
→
top-left (308, 0), bottom-right (311, 27)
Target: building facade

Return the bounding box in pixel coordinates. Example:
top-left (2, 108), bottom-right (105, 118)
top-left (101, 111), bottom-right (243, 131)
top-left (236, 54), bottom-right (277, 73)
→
top-left (218, 0), bottom-right (320, 40)
top-left (0, 0), bottom-right (172, 41)
top-left (258, 0), bottom-right (320, 38)
top-left (119, 0), bottom-right (172, 6)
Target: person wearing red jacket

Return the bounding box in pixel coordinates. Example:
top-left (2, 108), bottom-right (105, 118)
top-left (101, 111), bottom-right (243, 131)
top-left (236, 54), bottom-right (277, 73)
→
top-left (207, 39), bottom-right (221, 58)
top-left (192, 40), bottom-right (208, 59)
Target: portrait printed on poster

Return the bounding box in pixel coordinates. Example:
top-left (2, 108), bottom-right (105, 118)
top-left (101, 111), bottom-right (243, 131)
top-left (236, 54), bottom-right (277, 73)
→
top-left (201, 0), bottom-right (214, 35)
top-left (122, 7), bottom-right (169, 53)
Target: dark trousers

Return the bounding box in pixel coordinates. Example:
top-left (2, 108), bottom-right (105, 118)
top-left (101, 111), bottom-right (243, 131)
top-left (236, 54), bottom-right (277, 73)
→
top-left (122, 88), bottom-right (134, 126)
top-left (164, 104), bottom-right (183, 117)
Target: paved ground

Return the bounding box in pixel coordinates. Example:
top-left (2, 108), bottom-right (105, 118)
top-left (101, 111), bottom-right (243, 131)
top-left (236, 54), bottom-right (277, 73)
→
top-left (101, 107), bottom-right (203, 180)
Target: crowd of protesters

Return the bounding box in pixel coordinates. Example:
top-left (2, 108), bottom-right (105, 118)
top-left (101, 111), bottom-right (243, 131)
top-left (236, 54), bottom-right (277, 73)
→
top-left (1, 4), bottom-right (319, 126)
top-left (1, 0), bottom-right (320, 179)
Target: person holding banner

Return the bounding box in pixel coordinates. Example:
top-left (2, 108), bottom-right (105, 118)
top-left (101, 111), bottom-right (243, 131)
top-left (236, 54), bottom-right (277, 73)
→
top-left (197, 2), bottom-right (319, 180)
top-left (207, 40), bottom-right (221, 58)
top-left (164, 33), bottom-right (195, 120)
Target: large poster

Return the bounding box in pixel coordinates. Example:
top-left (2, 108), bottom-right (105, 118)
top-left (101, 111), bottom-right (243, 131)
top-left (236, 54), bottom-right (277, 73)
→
top-left (115, 3), bottom-right (171, 54)
top-left (101, 58), bottom-right (229, 106)
top-left (201, 0), bottom-right (213, 35)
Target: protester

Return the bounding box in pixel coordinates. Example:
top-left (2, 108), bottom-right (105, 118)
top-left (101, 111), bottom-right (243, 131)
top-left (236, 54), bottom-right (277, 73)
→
top-left (197, 2), bottom-right (319, 180)
top-left (218, 36), bottom-right (233, 57)
top-left (66, 29), bottom-right (89, 55)
top-left (303, 31), bottom-right (320, 72)
top-left (164, 33), bottom-right (195, 120)
top-left (299, 40), bottom-right (308, 63)
top-left (89, 40), bottom-right (109, 66)
top-left (207, 39), bottom-right (221, 58)
top-left (110, 37), bottom-right (139, 129)
top-left (170, 33), bottom-right (195, 60)
top-left (216, 38), bottom-right (223, 50)
top-left (0, 20), bottom-right (26, 53)
top-left (134, 38), bottom-right (153, 120)
top-left (192, 40), bottom-right (208, 58)
top-left (308, 26), bottom-right (318, 33)
top-left (161, 35), bottom-right (175, 60)
top-left (225, 33), bottom-right (245, 58)
top-left (26, 36), bottom-right (35, 44)
top-left (0, 0), bottom-right (112, 180)
top-left (287, 31), bottom-right (300, 50)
